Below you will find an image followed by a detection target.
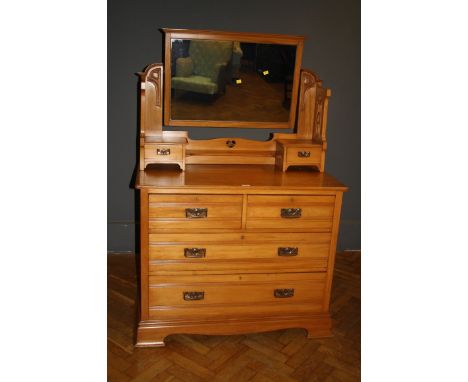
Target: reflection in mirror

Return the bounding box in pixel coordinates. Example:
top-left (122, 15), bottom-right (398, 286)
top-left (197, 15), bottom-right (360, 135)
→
top-left (170, 39), bottom-right (297, 123)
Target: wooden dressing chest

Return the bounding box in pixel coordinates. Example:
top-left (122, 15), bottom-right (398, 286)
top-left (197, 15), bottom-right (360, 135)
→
top-left (135, 165), bottom-right (347, 346)
top-left (134, 29), bottom-right (348, 346)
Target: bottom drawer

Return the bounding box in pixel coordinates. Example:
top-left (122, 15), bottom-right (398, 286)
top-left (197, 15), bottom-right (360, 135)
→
top-left (148, 273), bottom-right (326, 320)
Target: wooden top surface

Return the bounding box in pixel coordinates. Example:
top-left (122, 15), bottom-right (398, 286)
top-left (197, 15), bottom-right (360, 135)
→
top-left (144, 136), bottom-right (188, 144)
top-left (276, 139), bottom-right (321, 146)
top-left (135, 165), bottom-right (347, 191)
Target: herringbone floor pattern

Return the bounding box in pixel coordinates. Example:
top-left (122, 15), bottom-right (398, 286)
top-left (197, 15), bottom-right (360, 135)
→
top-left (108, 252), bottom-right (360, 381)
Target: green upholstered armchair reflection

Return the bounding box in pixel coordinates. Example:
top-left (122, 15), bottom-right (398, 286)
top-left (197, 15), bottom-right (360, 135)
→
top-left (172, 40), bottom-right (243, 96)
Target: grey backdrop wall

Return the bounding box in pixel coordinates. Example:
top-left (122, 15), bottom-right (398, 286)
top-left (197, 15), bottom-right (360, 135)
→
top-left (108, 0), bottom-right (360, 252)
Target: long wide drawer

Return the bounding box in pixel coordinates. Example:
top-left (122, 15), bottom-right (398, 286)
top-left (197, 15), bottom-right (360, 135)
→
top-left (148, 232), bottom-right (331, 274)
top-left (246, 195), bottom-right (335, 231)
top-left (148, 273), bottom-right (326, 320)
top-left (148, 194), bottom-right (242, 231)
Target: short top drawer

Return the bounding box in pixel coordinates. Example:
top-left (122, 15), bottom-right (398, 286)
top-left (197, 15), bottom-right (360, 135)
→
top-left (149, 194), bottom-right (242, 231)
top-left (286, 146), bottom-right (322, 164)
top-left (246, 195), bottom-right (335, 231)
top-left (145, 144), bottom-right (183, 161)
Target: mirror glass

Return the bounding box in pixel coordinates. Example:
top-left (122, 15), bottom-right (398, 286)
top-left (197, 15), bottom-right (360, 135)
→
top-left (169, 39), bottom-right (297, 123)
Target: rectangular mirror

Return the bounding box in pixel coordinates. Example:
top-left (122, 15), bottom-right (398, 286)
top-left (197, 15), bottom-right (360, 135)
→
top-left (163, 29), bottom-right (304, 129)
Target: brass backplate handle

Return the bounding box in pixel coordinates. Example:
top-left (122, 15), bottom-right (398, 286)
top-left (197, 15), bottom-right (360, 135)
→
top-left (298, 151), bottom-right (311, 158)
top-left (278, 247), bottom-right (299, 256)
top-left (156, 148), bottom-right (171, 155)
top-left (281, 208), bottom-right (302, 218)
top-left (184, 248), bottom-right (206, 258)
top-left (183, 291), bottom-right (205, 301)
top-left (185, 208), bottom-right (208, 218)
top-left (274, 288), bottom-right (294, 298)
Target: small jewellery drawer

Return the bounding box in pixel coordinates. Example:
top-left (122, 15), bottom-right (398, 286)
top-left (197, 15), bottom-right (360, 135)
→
top-left (148, 194), bottom-right (242, 231)
top-left (148, 232), bottom-right (331, 274)
top-left (246, 195), bottom-right (335, 230)
top-left (144, 144), bottom-right (183, 161)
top-left (286, 146), bottom-right (322, 165)
top-left (148, 273), bottom-right (326, 320)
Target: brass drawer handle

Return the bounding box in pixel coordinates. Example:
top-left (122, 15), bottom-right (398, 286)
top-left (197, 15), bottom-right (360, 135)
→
top-left (278, 247), bottom-right (298, 256)
top-left (185, 208), bottom-right (208, 218)
top-left (281, 208), bottom-right (302, 218)
top-left (297, 151), bottom-right (311, 158)
top-left (184, 248), bottom-right (206, 258)
top-left (183, 291), bottom-right (205, 301)
top-left (156, 148), bottom-right (171, 155)
top-left (274, 288), bottom-right (294, 298)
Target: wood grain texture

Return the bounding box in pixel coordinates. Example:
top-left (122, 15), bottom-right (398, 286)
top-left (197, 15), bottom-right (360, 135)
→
top-left (136, 165), bottom-right (347, 191)
top-left (136, 166), bottom-right (346, 346)
top-left (139, 189), bottom-right (149, 321)
top-left (138, 62), bottom-right (332, 170)
top-left (275, 139), bottom-right (324, 172)
top-left (148, 231), bottom-right (331, 274)
top-left (138, 64), bottom-right (186, 171)
top-left (108, 251), bottom-right (361, 381)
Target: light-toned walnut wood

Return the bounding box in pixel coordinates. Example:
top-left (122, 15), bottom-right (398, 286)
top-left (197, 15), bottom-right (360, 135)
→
top-left (148, 272), bottom-right (326, 306)
top-left (134, 30), bottom-right (346, 347)
top-left (136, 313), bottom-right (332, 347)
top-left (149, 233), bottom-right (331, 261)
top-left (144, 143), bottom-right (183, 160)
top-left (138, 66), bottom-right (331, 170)
top-left (148, 192), bottom-right (243, 230)
top-left (275, 139), bottom-right (324, 172)
top-left (148, 231), bottom-right (331, 274)
top-left (139, 189), bottom-right (149, 321)
top-left (272, 69), bottom-right (332, 173)
top-left (322, 192), bottom-right (343, 311)
top-left (138, 63), bottom-right (163, 137)
top-left (247, 205), bottom-right (333, 219)
top-left (138, 65), bottom-right (188, 171)
top-left (148, 301), bottom-right (325, 320)
top-left (135, 166), bottom-right (347, 346)
top-left (149, 218), bottom-right (242, 231)
top-left (149, 231), bottom-right (332, 244)
top-left (149, 205), bottom-right (242, 219)
top-left (148, 259), bottom-right (329, 275)
top-left (246, 194), bottom-right (334, 230)
top-left (245, 219), bottom-right (333, 231)
top-left (149, 194), bottom-right (242, 203)
top-left (144, 143), bottom-right (186, 171)
top-left (286, 146), bottom-right (322, 164)
top-left (247, 195), bottom-right (335, 204)
top-left (137, 165), bottom-right (347, 190)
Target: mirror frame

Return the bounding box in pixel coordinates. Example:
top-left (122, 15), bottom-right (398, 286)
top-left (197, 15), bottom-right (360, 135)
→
top-left (163, 28), bottom-right (304, 129)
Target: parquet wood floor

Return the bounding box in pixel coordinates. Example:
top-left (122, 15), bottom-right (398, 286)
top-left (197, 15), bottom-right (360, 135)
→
top-left (108, 251), bottom-right (360, 381)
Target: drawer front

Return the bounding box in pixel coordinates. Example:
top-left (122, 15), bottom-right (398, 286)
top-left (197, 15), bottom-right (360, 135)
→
top-left (145, 144), bottom-right (183, 161)
top-left (149, 302), bottom-right (322, 320)
top-left (286, 146), bottom-right (322, 165)
top-left (246, 195), bottom-right (335, 230)
top-left (150, 205), bottom-right (241, 219)
top-left (148, 232), bottom-right (331, 274)
top-left (148, 273), bottom-right (326, 319)
top-left (149, 194), bottom-right (242, 231)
